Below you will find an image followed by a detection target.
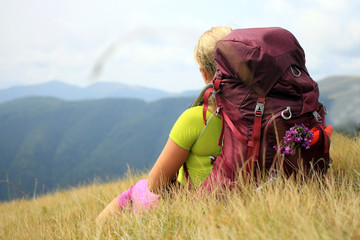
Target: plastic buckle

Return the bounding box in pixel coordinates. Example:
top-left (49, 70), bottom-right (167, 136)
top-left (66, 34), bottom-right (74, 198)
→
top-left (254, 102), bottom-right (265, 117)
top-left (281, 106), bottom-right (292, 120)
top-left (320, 102), bottom-right (328, 115)
top-left (313, 111), bottom-right (322, 122)
top-left (216, 106), bottom-right (221, 116)
top-left (290, 65), bottom-right (301, 77)
top-left (209, 156), bottom-right (216, 165)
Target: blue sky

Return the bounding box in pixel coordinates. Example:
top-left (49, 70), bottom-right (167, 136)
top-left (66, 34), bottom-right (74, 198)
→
top-left (0, 0), bottom-right (359, 92)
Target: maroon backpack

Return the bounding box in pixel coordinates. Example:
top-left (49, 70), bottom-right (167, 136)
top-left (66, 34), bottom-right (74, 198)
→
top-left (198, 27), bottom-right (332, 191)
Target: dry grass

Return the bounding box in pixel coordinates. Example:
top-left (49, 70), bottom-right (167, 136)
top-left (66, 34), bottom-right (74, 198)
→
top-left (1, 132), bottom-right (359, 240)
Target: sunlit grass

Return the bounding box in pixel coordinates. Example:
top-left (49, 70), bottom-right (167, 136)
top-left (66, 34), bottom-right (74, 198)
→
top-left (0, 132), bottom-right (359, 239)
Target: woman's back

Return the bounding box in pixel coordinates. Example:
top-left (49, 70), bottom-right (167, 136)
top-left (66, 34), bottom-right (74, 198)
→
top-left (170, 106), bottom-right (222, 187)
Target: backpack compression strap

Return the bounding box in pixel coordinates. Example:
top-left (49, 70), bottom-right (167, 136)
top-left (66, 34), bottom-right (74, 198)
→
top-left (247, 97), bottom-right (266, 164)
top-left (202, 79), bottom-right (221, 125)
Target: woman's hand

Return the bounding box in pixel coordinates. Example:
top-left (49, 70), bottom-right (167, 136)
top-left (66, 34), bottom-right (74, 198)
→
top-left (148, 138), bottom-right (189, 193)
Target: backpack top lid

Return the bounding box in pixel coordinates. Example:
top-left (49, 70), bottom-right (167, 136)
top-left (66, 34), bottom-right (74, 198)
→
top-left (214, 27), bottom-right (308, 97)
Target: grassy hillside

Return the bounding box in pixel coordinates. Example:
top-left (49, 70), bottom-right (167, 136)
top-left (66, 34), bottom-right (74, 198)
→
top-left (1, 132), bottom-right (359, 239)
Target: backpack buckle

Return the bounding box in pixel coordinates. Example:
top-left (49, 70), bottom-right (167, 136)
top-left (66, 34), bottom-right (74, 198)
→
top-left (313, 111), bottom-right (322, 122)
top-left (290, 65), bottom-right (301, 77)
top-left (281, 106), bottom-right (292, 120)
top-left (209, 156), bottom-right (216, 165)
top-left (254, 101), bottom-right (265, 117)
top-left (216, 107), bottom-right (222, 116)
top-left (320, 102), bottom-right (328, 115)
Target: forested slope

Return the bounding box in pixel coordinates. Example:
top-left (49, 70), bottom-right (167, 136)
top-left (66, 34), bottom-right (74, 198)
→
top-left (0, 97), bottom-right (193, 200)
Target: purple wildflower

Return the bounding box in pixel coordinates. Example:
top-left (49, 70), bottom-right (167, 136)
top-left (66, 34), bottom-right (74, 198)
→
top-left (273, 124), bottom-right (314, 156)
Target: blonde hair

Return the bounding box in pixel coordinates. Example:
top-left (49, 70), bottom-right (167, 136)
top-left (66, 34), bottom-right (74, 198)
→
top-left (194, 26), bottom-right (232, 77)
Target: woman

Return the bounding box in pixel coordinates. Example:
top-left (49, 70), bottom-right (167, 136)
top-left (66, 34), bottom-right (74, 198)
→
top-left (96, 26), bottom-right (232, 224)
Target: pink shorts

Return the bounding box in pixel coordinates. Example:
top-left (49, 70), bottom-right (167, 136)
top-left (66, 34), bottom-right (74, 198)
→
top-left (117, 179), bottom-right (160, 215)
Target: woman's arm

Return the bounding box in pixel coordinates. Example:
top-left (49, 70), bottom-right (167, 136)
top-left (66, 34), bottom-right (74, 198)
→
top-left (148, 138), bottom-right (189, 193)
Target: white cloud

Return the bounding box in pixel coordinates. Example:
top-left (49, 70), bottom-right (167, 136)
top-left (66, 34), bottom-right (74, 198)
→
top-left (0, 0), bottom-right (359, 91)
top-left (311, 0), bottom-right (348, 10)
top-left (340, 57), bottom-right (360, 73)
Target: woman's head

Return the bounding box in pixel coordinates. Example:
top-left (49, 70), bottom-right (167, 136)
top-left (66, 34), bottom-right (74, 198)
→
top-left (194, 26), bottom-right (232, 82)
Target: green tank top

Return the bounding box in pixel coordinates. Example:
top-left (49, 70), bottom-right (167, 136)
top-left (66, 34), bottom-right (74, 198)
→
top-left (169, 106), bottom-right (222, 188)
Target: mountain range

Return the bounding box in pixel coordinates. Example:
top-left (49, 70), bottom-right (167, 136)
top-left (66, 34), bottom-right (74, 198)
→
top-left (0, 81), bottom-right (199, 103)
top-left (1, 75), bottom-right (359, 132)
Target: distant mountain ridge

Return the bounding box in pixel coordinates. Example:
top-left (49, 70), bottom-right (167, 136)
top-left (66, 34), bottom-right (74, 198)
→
top-left (0, 80), bottom-right (199, 104)
top-left (1, 76), bottom-right (359, 131)
top-left (1, 75), bottom-right (359, 132)
top-left (318, 75), bottom-right (360, 134)
top-left (0, 96), bottom-right (194, 201)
